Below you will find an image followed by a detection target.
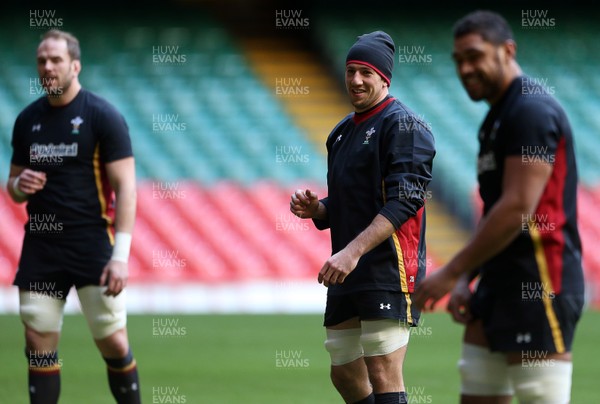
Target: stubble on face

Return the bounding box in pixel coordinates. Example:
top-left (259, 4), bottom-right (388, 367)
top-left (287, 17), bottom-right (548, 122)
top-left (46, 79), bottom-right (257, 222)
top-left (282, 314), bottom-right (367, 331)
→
top-left (37, 38), bottom-right (76, 98)
top-left (453, 34), bottom-right (509, 104)
top-left (345, 63), bottom-right (388, 113)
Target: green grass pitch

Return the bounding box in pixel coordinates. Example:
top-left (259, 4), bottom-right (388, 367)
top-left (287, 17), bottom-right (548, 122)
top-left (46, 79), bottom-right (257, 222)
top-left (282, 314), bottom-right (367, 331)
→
top-left (0, 310), bottom-right (597, 403)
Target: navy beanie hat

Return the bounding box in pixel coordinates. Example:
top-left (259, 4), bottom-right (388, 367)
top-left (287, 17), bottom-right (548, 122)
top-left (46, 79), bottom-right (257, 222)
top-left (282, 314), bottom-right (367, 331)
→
top-left (346, 31), bottom-right (395, 86)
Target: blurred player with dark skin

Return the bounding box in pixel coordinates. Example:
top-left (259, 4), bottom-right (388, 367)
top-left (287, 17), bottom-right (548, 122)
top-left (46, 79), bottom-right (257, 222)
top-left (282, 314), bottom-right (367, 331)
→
top-left (414, 10), bottom-right (584, 404)
top-left (8, 30), bottom-right (140, 403)
top-left (291, 31), bottom-right (435, 404)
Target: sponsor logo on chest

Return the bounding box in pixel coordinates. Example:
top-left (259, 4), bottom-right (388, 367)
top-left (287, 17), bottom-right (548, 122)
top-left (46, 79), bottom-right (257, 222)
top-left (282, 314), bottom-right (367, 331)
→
top-left (29, 142), bottom-right (78, 165)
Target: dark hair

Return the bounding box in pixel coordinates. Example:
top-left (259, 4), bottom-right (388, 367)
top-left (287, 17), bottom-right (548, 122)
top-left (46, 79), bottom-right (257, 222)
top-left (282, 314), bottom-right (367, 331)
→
top-left (41, 29), bottom-right (81, 61)
top-left (453, 10), bottom-right (514, 45)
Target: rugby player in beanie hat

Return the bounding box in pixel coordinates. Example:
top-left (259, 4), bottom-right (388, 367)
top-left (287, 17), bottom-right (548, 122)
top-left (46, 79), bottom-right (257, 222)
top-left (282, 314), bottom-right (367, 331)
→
top-left (346, 30), bottom-right (395, 86)
top-left (292, 27), bottom-right (435, 404)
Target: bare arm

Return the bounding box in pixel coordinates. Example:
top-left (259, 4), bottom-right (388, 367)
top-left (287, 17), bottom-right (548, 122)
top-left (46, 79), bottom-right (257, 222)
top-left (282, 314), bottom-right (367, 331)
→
top-left (446, 156), bottom-right (552, 274)
top-left (291, 190), bottom-right (398, 286)
top-left (318, 214), bottom-right (395, 286)
top-left (413, 156), bottom-right (553, 309)
top-left (106, 157), bottom-right (136, 234)
top-left (99, 157), bottom-right (136, 296)
top-left (7, 164), bottom-right (47, 203)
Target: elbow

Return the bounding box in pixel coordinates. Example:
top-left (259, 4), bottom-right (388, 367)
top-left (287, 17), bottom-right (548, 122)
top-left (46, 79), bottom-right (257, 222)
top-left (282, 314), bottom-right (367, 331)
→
top-left (114, 182), bottom-right (137, 204)
top-left (499, 198), bottom-right (538, 232)
top-left (128, 188), bottom-right (137, 206)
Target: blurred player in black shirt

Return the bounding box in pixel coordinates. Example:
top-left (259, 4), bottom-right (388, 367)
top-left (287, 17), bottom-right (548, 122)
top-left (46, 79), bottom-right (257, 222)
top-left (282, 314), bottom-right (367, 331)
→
top-left (8, 30), bottom-right (140, 403)
top-left (414, 10), bottom-right (584, 403)
top-left (291, 31), bottom-right (435, 404)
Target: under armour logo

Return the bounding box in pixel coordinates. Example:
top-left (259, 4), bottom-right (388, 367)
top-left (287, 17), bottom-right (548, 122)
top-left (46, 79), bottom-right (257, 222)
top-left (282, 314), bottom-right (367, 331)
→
top-left (32, 124), bottom-right (41, 132)
top-left (516, 333), bottom-right (532, 344)
top-left (119, 383), bottom-right (138, 393)
top-left (380, 303), bottom-right (391, 310)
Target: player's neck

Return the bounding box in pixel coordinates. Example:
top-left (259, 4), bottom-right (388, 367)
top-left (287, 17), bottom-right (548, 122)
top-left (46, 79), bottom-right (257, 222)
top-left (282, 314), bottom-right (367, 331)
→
top-left (47, 81), bottom-right (82, 107)
top-left (488, 62), bottom-right (523, 106)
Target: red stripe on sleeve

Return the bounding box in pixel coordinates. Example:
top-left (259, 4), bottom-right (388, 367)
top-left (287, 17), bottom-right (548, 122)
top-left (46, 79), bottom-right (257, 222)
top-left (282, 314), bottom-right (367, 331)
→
top-left (535, 137), bottom-right (567, 293)
top-left (395, 207), bottom-right (424, 292)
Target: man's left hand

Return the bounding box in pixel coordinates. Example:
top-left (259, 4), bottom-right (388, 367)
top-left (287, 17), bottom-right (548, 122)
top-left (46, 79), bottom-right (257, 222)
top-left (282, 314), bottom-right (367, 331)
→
top-left (100, 260), bottom-right (129, 296)
top-left (318, 248), bottom-right (360, 287)
top-left (413, 266), bottom-right (459, 311)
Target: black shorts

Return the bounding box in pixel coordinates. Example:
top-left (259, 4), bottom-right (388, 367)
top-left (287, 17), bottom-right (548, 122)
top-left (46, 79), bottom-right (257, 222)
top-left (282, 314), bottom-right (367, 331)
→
top-left (471, 276), bottom-right (584, 353)
top-left (13, 230), bottom-right (112, 299)
top-left (324, 290), bottom-right (420, 327)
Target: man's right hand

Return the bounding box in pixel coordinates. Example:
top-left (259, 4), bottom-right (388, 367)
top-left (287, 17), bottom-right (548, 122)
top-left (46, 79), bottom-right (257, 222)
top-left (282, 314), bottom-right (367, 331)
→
top-left (290, 189), bottom-right (320, 219)
top-left (447, 274), bottom-right (473, 324)
top-left (14, 169), bottom-right (47, 195)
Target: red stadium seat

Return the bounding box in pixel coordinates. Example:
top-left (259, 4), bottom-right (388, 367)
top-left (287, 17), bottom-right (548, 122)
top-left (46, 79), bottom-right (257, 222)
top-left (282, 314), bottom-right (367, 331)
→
top-left (0, 192), bottom-right (26, 285)
top-left (4, 179), bottom-right (597, 310)
top-left (162, 182), bottom-right (273, 281)
top-left (135, 184), bottom-right (220, 282)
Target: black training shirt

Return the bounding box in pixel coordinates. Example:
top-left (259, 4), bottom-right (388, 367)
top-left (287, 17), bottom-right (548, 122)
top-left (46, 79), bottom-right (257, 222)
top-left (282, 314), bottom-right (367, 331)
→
top-left (11, 89), bottom-right (133, 237)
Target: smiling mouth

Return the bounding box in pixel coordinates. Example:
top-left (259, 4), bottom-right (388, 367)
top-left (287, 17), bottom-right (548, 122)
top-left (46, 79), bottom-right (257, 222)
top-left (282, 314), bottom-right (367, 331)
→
top-left (462, 74), bottom-right (481, 88)
top-left (42, 76), bottom-right (57, 86)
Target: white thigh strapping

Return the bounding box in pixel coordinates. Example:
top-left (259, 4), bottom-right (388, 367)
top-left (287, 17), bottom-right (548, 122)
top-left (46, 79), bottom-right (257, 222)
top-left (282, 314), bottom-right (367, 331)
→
top-left (77, 286), bottom-right (127, 339)
top-left (324, 328), bottom-right (363, 366)
top-left (508, 360), bottom-right (572, 404)
top-left (360, 319), bottom-right (410, 357)
top-left (458, 343), bottom-right (514, 396)
top-left (19, 290), bottom-right (65, 333)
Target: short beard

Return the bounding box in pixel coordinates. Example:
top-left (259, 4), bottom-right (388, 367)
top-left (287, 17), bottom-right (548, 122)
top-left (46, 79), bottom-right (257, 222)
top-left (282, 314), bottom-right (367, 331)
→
top-left (45, 66), bottom-right (73, 98)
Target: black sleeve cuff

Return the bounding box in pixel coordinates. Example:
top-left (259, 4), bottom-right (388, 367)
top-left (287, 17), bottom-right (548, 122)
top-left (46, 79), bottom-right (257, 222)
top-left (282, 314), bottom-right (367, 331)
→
top-left (312, 197), bottom-right (330, 230)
